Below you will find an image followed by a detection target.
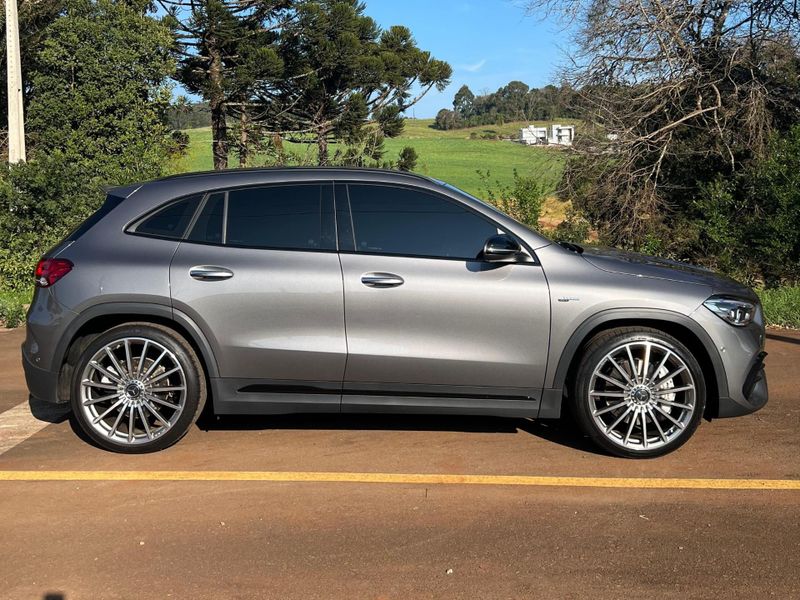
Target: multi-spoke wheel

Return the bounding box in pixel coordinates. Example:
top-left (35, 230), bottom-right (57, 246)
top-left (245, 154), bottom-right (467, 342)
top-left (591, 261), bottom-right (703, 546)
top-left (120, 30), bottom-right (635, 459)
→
top-left (71, 323), bottom-right (206, 453)
top-left (571, 327), bottom-right (706, 458)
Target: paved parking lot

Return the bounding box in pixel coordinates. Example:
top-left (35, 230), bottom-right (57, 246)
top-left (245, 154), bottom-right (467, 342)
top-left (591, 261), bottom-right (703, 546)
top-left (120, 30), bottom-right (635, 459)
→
top-left (1, 326), bottom-right (799, 599)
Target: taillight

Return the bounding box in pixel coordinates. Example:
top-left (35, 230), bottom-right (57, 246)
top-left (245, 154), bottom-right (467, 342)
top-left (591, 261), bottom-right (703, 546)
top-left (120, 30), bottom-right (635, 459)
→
top-left (34, 258), bottom-right (73, 287)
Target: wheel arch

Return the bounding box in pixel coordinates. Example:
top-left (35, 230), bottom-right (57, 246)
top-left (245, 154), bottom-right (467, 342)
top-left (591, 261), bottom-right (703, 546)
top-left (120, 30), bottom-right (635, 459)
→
top-left (55, 302), bottom-right (219, 402)
top-left (550, 309), bottom-right (726, 419)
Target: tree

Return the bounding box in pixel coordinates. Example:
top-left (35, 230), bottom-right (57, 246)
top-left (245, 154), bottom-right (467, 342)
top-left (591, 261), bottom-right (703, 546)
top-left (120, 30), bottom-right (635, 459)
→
top-left (1, 0), bottom-right (177, 289)
top-left (453, 84), bottom-right (474, 118)
top-left (433, 81), bottom-right (579, 129)
top-left (397, 145), bottom-right (418, 171)
top-left (434, 108), bottom-right (458, 130)
top-left (173, 95), bottom-right (191, 130)
top-left (161, 0), bottom-right (289, 170)
top-left (264, 0), bottom-right (451, 164)
top-left (26, 0), bottom-right (175, 179)
top-left (0, 0), bottom-right (63, 157)
top-left (525, 0), bottom-right (800, 253)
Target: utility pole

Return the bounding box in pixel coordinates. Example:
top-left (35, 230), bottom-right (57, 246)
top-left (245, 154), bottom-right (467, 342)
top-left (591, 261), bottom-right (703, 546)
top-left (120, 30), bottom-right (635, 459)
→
top-left (5, 0), bottom-right (26, 163)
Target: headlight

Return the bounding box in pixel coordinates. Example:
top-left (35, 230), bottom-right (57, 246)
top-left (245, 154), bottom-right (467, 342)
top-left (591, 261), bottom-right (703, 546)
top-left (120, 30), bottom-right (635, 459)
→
top-left (703, 296), bottom-right (755, 327)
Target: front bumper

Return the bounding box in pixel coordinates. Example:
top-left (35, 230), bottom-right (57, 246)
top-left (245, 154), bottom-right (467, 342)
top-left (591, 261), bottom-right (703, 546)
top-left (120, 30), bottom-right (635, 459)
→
top-left (690, 302), bottom-right (768, 419)
top-left (717, 351), bottom-right (768, 417)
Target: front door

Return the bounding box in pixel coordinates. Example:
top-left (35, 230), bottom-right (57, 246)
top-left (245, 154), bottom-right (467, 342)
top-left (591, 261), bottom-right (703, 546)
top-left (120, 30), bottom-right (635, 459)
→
top-left (169, 182), bottom-right (346, 412)
top-left (336, 183), bottom-right (550, 411)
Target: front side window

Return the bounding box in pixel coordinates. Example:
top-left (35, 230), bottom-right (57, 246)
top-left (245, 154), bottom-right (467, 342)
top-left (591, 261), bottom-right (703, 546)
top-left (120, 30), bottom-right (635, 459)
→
top-left (226, 184), bottom-right (335, 250)
top-left (347, 184), bottom-right (499, 259)
top-left (135, 195), bottom-right (202, 239)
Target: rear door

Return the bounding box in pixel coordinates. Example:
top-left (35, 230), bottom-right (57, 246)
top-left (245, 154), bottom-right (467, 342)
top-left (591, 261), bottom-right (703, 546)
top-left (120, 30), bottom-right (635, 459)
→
top-left (336, 183), bottom-right (550, 410)
top-left (169, 182), bottom-right (346, 411)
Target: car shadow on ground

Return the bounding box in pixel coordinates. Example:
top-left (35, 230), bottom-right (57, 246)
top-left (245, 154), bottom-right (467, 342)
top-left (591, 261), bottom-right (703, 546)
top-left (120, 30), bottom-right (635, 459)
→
top-left (198, 411), bottom-right (604, 456)
top-left (61, 400), bottom-right (603, 456)
top-left (766, 332), bottom-right (800, 345)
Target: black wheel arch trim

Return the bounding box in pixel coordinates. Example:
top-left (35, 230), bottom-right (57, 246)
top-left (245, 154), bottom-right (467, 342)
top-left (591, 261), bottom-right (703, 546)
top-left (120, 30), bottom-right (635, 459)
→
top-left (55, 301), bottom-right (220, 380)
top-left (550, 307), bottom-right (728, 400)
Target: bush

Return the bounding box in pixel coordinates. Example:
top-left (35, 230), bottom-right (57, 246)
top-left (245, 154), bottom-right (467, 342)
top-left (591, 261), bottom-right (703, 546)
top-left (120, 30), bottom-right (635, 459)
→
top-left (758, 286), bottom-right (800, 329)
top-left (553, 207), bottom-right (591, 243)
top-left (0, 154), bottom-right (109, 290)
top-left (478, 169), bottom-right (545, 229)
top-left (0, 290), bottom-right (30, 328)
top-left (397, 146), bottom-right (418, 171)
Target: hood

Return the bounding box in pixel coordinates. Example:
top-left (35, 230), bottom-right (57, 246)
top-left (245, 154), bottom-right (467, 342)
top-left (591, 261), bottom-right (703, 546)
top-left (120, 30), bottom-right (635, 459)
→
top-left (578, 245), bottom-right (757, 300)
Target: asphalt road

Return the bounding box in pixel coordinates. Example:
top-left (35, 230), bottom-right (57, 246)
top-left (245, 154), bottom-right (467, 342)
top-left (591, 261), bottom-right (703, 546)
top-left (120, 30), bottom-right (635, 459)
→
top-left (1, 327), bottom-right (799, 599)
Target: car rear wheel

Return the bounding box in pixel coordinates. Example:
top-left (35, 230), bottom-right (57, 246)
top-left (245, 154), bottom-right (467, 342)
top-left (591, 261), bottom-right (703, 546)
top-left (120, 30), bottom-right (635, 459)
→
top-left (571, 327), bottom-right (706, 458)
top-left (71, 323), bottom-right (206, 453)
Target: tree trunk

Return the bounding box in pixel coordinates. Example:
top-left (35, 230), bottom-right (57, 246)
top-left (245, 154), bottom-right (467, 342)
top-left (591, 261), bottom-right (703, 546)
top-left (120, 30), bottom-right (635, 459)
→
top-left (208, 44), bottom-right (228, 170)
top-left (317, 125), bottom-right (329, 165)
top-left (239, 108), bottom-right (249, 168)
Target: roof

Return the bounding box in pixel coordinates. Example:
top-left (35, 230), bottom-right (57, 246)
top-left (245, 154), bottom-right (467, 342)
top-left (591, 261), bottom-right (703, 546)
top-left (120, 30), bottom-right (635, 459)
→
top-left (107, 167), bottom-right (438, 199)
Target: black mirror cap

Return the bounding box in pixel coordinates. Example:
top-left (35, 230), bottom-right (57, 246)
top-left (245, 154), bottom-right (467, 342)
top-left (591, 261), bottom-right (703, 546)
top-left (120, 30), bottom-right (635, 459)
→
top-left (482, 234), bottom-right (522, 262)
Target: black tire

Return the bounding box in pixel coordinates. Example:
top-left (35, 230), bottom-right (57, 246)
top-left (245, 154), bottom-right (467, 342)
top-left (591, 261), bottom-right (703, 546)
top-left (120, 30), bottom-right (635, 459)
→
top-left (70, 322), bottom-right (206, 453)
top-left (570, 327), bottom-right (706, 458)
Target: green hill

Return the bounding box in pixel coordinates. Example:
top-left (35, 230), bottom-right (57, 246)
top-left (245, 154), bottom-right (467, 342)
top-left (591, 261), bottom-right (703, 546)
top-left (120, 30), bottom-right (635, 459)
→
top-left (174, 118), bottom-right (569, 201)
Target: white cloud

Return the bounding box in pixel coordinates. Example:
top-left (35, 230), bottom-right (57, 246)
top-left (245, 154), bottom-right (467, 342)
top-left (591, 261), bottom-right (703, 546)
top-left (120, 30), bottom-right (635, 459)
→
top-left (461, 59), bottom-right (487, 73)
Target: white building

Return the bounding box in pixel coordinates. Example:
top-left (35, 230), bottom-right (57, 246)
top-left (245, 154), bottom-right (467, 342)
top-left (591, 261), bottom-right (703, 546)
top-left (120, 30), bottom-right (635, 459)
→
top-left (518, 124), bottom-right (575, 146)
top-left (519, 126), bottom-right (548, 145)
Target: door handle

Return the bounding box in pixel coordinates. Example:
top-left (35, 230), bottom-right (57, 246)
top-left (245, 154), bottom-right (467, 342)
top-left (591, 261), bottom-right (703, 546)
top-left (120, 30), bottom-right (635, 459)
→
top-left (189, 265), bottom-right (234, 281)
top-left (361, 272), bottom-right (404, 288)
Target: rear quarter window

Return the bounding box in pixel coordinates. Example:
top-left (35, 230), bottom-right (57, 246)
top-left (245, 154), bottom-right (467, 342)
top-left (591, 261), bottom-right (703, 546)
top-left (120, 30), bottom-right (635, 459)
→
top-left (66, 193), bottom-right (126, 242)
top-left (134, 195), bottom-right (203, 239)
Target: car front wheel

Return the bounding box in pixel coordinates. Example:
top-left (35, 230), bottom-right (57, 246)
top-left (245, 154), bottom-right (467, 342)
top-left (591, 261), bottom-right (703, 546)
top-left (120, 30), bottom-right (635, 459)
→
top-left (71, 322), bottom-right (206, 453)
top-left (571, 327), bottom-right (706, 458)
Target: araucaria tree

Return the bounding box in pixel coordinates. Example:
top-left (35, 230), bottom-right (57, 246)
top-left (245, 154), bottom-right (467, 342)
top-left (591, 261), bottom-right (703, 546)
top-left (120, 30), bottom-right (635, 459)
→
top-left (526, 1), bottom-right (800, 263)
top-left (160, 0), bottom-right (289, 169)
top-left (263, 0), bottom-right (451, 164)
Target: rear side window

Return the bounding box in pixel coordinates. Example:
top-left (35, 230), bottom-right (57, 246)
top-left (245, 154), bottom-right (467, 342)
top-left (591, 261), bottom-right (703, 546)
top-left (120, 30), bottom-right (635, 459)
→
top-left (136, 195), bottom-right (202, 239)
top-left (187, 193), bottom-right (225, 244)
top-left (347, 184), bottom-right (499, 259)
top-left (225, 184), bottom-right (335, 250)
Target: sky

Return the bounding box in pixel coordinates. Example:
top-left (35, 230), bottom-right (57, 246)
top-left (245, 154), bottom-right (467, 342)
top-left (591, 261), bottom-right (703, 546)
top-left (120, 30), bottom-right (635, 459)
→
top-left (364, 0), bottom-right (567, 118)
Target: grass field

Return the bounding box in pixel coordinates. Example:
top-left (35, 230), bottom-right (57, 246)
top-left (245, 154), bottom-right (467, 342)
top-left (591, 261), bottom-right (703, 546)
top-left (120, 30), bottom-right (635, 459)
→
top-left (174, 118), bottom-right (568, 200)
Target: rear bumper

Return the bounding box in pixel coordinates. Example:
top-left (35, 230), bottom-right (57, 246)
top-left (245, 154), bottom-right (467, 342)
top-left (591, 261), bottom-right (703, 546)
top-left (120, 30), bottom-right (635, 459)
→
top-left (22, 347), bottom-right (62, 404)
top-left (717, 351), bottom-right (768, 417)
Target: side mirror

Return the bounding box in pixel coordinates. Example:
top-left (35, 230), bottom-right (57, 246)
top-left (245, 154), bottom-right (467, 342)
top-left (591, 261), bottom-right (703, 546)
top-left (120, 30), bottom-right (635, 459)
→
top-left (482, 234), bottom-right (522, 262)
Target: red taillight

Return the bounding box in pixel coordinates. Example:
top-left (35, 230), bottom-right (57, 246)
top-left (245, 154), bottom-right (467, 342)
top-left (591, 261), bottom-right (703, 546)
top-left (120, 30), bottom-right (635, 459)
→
top-left (34, 258), bottom-right (73, 287)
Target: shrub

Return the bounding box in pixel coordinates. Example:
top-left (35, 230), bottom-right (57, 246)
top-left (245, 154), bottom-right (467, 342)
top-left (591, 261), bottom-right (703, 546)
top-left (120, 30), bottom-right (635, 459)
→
top-left (478, 169), bottom-right (545, 229)
top-left (553, 207), bottom-right (591, 243)
top-left (397, 146), bottom-right (418, 171)
top-left (0, 154), bottom-right (107, 290)
top-left (758, 287), bottom-right (800, 329)
top-left (0, 290), bottom-right (29, 328)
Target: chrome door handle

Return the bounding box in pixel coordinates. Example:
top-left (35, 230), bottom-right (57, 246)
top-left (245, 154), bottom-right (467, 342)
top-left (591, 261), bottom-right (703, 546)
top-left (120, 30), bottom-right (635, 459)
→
top-left (189, 265), bottom-right (234, 281)
top-left (361, 272), bottom-right (404, 288)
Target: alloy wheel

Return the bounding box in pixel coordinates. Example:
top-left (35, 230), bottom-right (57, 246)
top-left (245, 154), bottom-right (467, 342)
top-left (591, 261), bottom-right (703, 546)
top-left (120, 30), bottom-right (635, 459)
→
top-left (78, 337), bottom-right (187, 446)
top-left (587, 340), bottom-right (696, 452)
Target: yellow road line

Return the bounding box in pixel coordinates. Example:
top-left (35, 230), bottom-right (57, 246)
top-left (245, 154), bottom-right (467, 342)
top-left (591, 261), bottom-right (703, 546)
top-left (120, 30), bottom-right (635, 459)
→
top-left (0, 470), bottom-right (799, 490)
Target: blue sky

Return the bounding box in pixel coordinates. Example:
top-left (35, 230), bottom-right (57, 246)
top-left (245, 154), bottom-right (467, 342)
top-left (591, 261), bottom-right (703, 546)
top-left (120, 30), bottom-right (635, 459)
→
top-left (365, 0), bottom-right (566, 118)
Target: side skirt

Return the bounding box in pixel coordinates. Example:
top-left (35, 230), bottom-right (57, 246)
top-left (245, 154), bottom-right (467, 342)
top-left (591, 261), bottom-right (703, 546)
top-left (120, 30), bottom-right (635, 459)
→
top-left (211, 378), bottom-right (543, 418)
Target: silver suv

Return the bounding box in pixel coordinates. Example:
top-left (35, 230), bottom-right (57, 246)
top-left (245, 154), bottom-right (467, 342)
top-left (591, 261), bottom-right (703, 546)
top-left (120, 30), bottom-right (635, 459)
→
top-left (22, 168), bottom-right (768, 457)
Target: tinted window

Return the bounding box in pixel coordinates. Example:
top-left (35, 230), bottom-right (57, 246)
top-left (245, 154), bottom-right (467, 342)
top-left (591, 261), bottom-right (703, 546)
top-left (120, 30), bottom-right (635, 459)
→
top-left (67, 193), bottom-right (125, 242)
top-left (187, 193), bottom-right (224, 244)
top-left (136, 195), bottom-right (201, 239)
top-left (226, 184), bottom-right (334, 250)
top-left (347, 184), bottom-right (499, 259)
